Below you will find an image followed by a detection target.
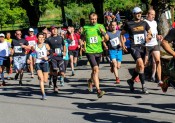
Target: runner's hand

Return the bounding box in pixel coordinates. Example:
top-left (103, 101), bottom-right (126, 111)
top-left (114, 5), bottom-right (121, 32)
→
top-left (62, 52), bottom-right (66, 56)
top-left (100, 27), bottom-right (105, 34)
top-left (122, 46), bottom-right (128, 53)
top-left (157, 35), bottom-right (163, 41)
top-left (43, 57), bottom-right (48, 61)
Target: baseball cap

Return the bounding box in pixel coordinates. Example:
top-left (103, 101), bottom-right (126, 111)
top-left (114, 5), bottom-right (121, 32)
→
top-left (132, 7), bottom-right (142, 13)
top-left (29, 28), bottom-right (34, 32)
top-left (0, 33), bottom-right (5, 37)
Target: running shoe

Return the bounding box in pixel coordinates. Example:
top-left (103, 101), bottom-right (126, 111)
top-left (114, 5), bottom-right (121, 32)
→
top-left (49, 81), bottom-right (53, 88)
top-left (72, 71), bottom-right (75, 76)
top-left (2, 81), bottom-right (6, 86)
top-left (142, 87), bottom-right (149, 94)
top-left (31, 74), bottom-right (34, 78)
top-left (150, 77), bottom-right (156, 82)
top-left (134, 76), bottom-right (140, 83)
top-left (97, 90), bottom-right (105, 98)
top-left (19, 80), bottom-right (23, 86)
top-left (158, 81), bottom-right (164, 87)
top-left (127, 79), bottom-right (135, 92)
top-left (161, 77), bottom-right (170, 93)
top-left (116, 77), bottom-right (120, 84)
top-left (87, 79), bottom-right (93, 92)
top-left (54, 87), bottom-right (59, 93)
top-left (41, 94), bottom-right (47, 100)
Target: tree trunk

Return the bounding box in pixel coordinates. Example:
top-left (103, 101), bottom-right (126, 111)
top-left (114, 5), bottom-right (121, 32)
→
top-left (20, 0), bottom-right (41, 27)
top-left (60, 0), bottom-right (66, 26)
top-left (92, 0), bottom-right (104, 24)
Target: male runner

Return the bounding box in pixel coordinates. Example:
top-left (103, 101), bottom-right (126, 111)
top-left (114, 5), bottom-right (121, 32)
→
top-left (120, 7), bottom-right (152, 94)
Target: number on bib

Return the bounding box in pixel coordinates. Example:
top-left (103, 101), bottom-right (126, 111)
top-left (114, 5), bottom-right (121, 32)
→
top-left (28, 40), bottom-right (36, 46)
top-left (0, 60), bottom-right (3, 65)
top-left (134, 34), bottom-right (145, 44)
top-left (110, 37), bottom-right (120, 47)
top-left (37, 51), bottom-right (45, 58)
top-left (55, 48), bottom-right (62, 56)
top-left (90, 37), bottom-right (98, 44)
top-left (14, 46), bottom-right (22, 53)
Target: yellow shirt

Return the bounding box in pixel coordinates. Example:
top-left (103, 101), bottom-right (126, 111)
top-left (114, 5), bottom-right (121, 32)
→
top-left (5, 38), bottom-right (12, 44)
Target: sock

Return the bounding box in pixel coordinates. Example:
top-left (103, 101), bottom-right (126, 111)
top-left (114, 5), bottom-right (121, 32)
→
top-left (132, 70), bottom-right (139, 80)
top-left (60, 76), bottom-right (64, 82)
top-left (53, 76), bottom-right (58, 88)
top-left (139, 73), bottom-right (145, 85)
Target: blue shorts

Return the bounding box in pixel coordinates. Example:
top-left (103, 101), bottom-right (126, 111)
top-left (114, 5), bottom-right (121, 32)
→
top-left (109, 50), bottom-right (122, 62)
top-left (35, 62), bottom-right (49, 72)
top-left (30, 52), bottom-right (37, 58)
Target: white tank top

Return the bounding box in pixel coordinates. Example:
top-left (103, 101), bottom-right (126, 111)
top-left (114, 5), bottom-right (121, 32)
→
top-left (144, 20), bottom-right (158, 46)
top-left (35, 43), bottom-right (47, 63)
top-left (0, 41), bottom-right (9, 57)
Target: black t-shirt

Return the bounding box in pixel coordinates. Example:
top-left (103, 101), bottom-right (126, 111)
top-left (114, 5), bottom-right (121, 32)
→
top-left (11, 38), bottom-right (29, 56)
top-left (45, 35), bottom-right (64, 56)
top-left (164, 28), bottom-right (175, 43)
top-left (123, 20), bottom-right (150, 45)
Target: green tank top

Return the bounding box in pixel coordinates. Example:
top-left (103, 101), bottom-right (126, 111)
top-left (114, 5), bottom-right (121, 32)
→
top-left (83, 24), bottom-right (105, 53)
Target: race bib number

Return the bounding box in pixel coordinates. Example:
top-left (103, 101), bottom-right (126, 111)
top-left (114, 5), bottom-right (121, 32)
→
top-left (0, 60), bottom-right (3, 65)
top-left (90, 37), bottom-right (98, 44)
top-left (110, 37), bottom-right (120, 47)
top-left (14, 46), bottom-right (22, 53)
top-left (70, 40), bottom-right (75, 46)
top-left (37, 51), bottom-right (46, 59)
top-left (28, 40), bottom-right (36, 46)
top-left (55, 48), bottom-right (62, 56)
top-left (134, 34), bottom-right (145, 44)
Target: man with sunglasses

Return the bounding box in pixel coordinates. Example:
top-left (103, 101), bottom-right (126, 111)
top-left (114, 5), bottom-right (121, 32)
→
top-left (11, 30), bottom-right (31, 86)
top-left (120, 7), bottom-right (152, 94)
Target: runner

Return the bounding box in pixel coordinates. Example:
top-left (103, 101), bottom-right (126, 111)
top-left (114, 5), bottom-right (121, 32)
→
top-left (0, 33), bottom-right (11, 86)
top-left (5, 32), bottom-right (13, 80)
top-left (106, 21), bottom-right (126, 84)
top-left (25, 28), bottom-right (38, 78)
top-left (32, 32), bottom-right (50, 100)
top-left (11, 30), bottom-right (31, 86)
top-left (161, 28), bottom-right (175, 92)
top-left (45, 26), bottom-right (66, 93)
top-left (67, 26), bottom-right (80, 76)
top-left (120, 7), bottom-right (152, 94)
top-left (144, 9), bottom-right (163, 85)
top-left (82, 12), bottom-right (107, 98)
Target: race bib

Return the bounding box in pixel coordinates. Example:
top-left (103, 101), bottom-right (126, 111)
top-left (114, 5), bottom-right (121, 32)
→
top-left (110, 37), bottom-right (120, 47)
top-left (55, 48), bottom-right (62, 56)
top-left (70, 40), bottom-right (75, 46)
top-left (37, 51), bottom-right (46, 59)
top-left (0, 60), bottom-right (3, 65)
top-left (90, 37), bottom-right (98, 44)
top-left (14, 46), bottom-right (22, 53)
top-left (134, 34), bottom-right (145, 44)
top-left (28, 40), bottom-right (36, 46)
top-left (152, 33), bottom-right (156, 39)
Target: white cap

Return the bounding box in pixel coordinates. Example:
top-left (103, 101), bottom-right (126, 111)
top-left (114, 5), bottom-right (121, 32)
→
top-left (132, 7), bottom-right (142, 13)
top-left (0, 33), bottom-right (5, 37)
top-left (29, 28), bottom-right (34, 32)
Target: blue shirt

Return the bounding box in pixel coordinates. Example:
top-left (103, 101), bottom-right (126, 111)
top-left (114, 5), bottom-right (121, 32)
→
top-left (63, 39), bottom-right (70, 60)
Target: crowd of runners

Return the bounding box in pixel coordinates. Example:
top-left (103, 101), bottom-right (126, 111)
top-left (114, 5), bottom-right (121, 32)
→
top-left (0, 7), bottom-right (175, 100)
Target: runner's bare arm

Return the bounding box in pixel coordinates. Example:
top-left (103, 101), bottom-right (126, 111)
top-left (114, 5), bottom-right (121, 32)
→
top-left (161, 39), bottom-right (175, 57)
top-left (63, 45), bottom-right (66, 56)
top-left (120, 30), bottom-right (127, 52)
top-left (146, 29), bottom-right (152, 43)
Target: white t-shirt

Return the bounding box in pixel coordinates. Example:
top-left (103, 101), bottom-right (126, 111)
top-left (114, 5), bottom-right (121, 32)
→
top-left (0, 41), bottom-right (9, 57)
top-left (144, 19), bottom-right (158, 46)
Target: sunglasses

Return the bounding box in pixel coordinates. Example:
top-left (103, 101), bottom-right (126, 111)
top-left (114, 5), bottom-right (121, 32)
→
top-left (16, 34), bottom-right (22, 35)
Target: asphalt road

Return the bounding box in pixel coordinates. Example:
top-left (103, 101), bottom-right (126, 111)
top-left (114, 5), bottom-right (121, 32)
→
top-left (0, 54), bottom-right (175, 123)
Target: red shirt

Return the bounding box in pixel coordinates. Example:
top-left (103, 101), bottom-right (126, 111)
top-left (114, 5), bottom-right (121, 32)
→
top-left (25, 35), bottom-right (38, 53)
top-left (172, 22), bottom-right (175, 28)
top-left (67, 34), bottom-right (79, 51)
